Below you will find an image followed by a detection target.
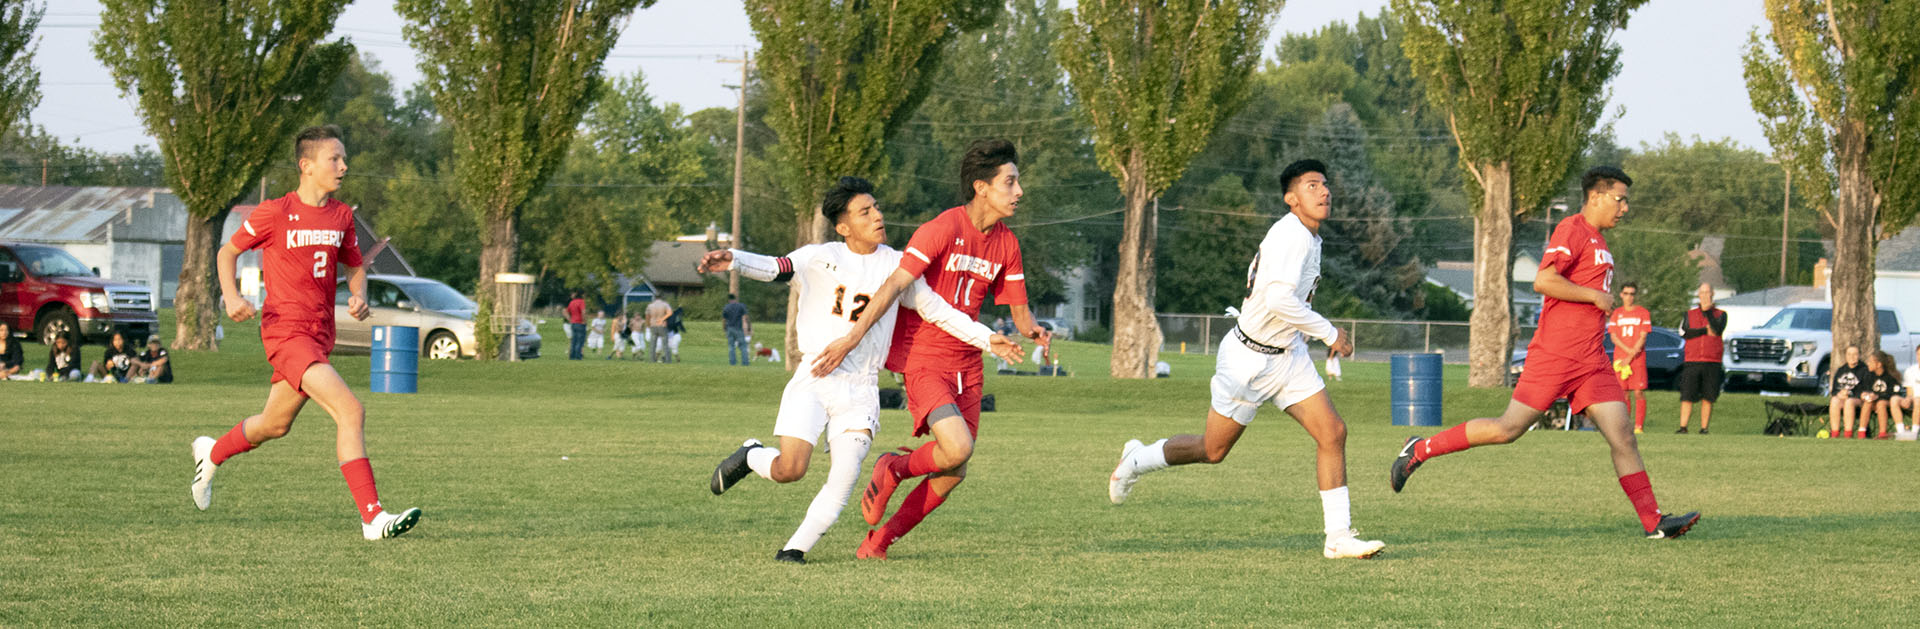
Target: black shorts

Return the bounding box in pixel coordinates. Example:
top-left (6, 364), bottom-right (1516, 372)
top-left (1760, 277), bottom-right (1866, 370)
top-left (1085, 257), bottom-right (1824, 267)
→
top-left (1678, 362), bottom-right (1723, 403)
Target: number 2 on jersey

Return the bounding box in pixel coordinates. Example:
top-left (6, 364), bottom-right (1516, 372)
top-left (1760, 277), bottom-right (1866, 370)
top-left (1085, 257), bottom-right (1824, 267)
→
top-left (312, 251), bottom-right (329, 278)
top-left (832, 285), bottom-right (872, 322)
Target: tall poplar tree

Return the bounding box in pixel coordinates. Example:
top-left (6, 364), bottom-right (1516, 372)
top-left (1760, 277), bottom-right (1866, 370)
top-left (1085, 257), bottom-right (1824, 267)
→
top-left (94, 0), bottom-right (353, 349)
top-left (1057, 0), bottom-right (1285, 379)
top-left (398, 0), bottom-right (651, 358)
top-left (0, 0), bottom-right (40, 141)
top-left (1743, 0), bottom-right (1920, 353)
top-left (1394, 0), bottom-right (1644, 387)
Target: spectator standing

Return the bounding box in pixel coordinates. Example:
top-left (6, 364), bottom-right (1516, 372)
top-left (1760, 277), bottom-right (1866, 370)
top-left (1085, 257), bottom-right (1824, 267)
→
top-left (587, 310), bottom-right (607, 354)
top-left (90, 330), bottom-right (136, 383)
top-left (45, 333), bottom-right (81, 381)
top-left (607, 309), bottom-right (631, 360)
top-left (133, 335), bottom-right (173, 383)
top-left (1827, 346), bottom-right (1868, 438)
top-left (1606, 283), bottom-right (1652, 434)
top-left (1890, 346), bottom-right (1920, 435)
top-left (646, 297), bottom-right (673, 363)
top-left (0, 322), bottom-right (21, 379)
top-left (1675, 283), bottom-right (1727, 434)
top-left (566, 291), bottom-right (588, 360)
top-left (667, 305), bottom-right (687, 362)
top-left (1860, 350), bottom-right (1901, 439)
top-left (723, 293), bottom-right (751, 366)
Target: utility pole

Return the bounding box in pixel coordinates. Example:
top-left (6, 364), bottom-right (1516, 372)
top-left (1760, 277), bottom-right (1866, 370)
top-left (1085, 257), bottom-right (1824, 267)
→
top-left (1779, 166), bottom-right (1791, 286)
top-left (720, 52), bottom-right (751, 299)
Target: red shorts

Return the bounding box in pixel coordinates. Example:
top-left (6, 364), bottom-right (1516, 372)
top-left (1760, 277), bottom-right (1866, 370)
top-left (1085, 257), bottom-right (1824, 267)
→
top-left (1614, 353), bottom-right (1648, 391)
top-left (262, 320), bottom-right (334, 396)
top-left (1513, 352), bottom-right (1624, 415)
top-left (905, 368), bottom-right (982, 438)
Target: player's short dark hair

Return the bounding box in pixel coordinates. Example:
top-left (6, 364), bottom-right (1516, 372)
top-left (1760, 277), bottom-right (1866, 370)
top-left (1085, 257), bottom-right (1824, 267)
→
top-left (821, 176), bottom-right (875, 226)
top-left (1582, 165), bottom-right (1632, 193)
top-left (960, 138), bottom-right (1019, 201)
top-left (294, 125), bottom-right (344, 165)
top-left (1620, 282), bottom-right (1638, 292)
top-left (1279, 159), bottom-right (1329, 193)
top-left (727, 293), bottom-right (737, 300)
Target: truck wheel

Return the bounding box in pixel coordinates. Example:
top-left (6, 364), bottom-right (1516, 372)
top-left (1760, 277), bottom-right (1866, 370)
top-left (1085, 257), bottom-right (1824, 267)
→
top-left (1817, 359), bottom-right (1831, 397)
top-left (36, 308), bottom-right (78, 345)
top-left (426, 331), bottom-right (462, 360)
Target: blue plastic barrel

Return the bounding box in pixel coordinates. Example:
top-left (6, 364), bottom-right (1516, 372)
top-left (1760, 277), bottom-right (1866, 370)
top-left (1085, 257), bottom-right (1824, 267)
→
top-left (1390, 353), bottom-right (1443, 426)
top-left (370, 326), bottom-right (419, 394)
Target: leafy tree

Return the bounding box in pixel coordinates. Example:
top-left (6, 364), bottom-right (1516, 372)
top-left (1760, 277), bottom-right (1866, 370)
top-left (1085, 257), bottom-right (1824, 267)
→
top-left (1058, 0), bottom-right (1284, 379)
top-left (1156, 174), bottom-right (1263, 315)
top-left (1743, 0), bottom-right (1920, 353)
top-left (1298, 104), bottom-right (1423, 317)
top-left (745, 0), bottom-right (999, 367)
top-left (0, 0), bottom-right (39, 140)
top-left (0, 123), bottom-right (163, 187)
top-left (1394, 0), bottom-right (1645, 387)
top-left (398, 0), bottom-right (652, 358)
top-left (1615, 134), bottom-right (1822, 294)
top-left (93, 0), bottom-right (354, 349)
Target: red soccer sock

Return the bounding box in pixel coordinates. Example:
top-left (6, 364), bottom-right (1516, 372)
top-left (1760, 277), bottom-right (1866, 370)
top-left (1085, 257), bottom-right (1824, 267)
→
top-left (879, 478), bottom-right (948, 544)
top-left (208, 420), bottom-right (259, 466)
top-left (1633, 399), bottom-right (1646, 430)
top-left (339, 458), bottom-right (383, 524)
top-left (1618, 471), bottom-right (1662, 532)
top-left (902, 442), bottom-right (943, 477)
top-left (1414, 423), bottom-right (1473, 463)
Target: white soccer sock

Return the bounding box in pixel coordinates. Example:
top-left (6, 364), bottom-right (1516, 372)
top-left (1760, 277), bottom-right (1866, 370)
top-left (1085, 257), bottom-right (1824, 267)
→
top-left (1130, 439), bottom-right (1170, 475)
top-left (746, 446), bottom-right (780, 481)
top-left (1320, 486), bottom-right (1352, 537)
top-left (783, 431), bottom-right (871, 553)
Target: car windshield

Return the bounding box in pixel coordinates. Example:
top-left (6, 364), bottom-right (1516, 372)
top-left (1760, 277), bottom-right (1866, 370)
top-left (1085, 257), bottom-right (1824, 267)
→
top-left (1756, 308), bottom-right (1831, 331)
top-left (400, 280), bottom-right (477, 312)
top-left (14, 246), bottom-right (92, 277)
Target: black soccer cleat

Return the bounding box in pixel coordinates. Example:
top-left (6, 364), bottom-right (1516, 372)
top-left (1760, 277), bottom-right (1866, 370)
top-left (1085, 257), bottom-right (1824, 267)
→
top-left (710, 439), bottom-right (764, 495)
top-left (775, 549), bottom-right (806, 564)
top-left (1646, 511), bottom-right (1701, 539)
top-left (1389, 436), bottom-right (1424, 493)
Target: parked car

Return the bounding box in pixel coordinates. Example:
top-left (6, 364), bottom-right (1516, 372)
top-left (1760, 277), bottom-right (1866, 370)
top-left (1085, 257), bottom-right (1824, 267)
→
top-left (0, 241), bottom-right (157, 344)
top-left (1724, 302), bottom-right (1918, 394)
top-left (333, 274), bottom-right (540, 359)
top-left (1508, 326), bottom-right (1686, 390)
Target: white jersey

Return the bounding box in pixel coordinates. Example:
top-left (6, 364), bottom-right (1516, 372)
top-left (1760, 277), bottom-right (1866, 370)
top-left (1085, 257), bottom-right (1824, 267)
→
top-left (1236, 213), bottom-right (1338, 349)
top-left (1903, 364), bottom-right (1920, 395)
top-left (731, 243), bottom-right (993, 377)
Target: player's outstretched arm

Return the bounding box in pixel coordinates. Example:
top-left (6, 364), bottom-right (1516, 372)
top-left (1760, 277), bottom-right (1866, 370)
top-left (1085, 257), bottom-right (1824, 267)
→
top-left (810, 268), bottom-right (915, 376)
top-left (701, 248), bottom-right (797, 283)
top-left (345, 263), bottom-right (370, 321)
top-left (216, 243), bottom-right (255, 322)
top-left (1008, 303), bottom-right (1052, 347)
top-left (902, 277), bottom-right (1013, 358)
top-left (1533, 267), bottom-right (1612, 311)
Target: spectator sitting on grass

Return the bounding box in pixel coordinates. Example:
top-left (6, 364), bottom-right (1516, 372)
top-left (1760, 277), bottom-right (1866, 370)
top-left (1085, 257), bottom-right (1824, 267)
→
top-left (132, 335), bottom-right (173, 384)
top-left (1860, 351), bottom-right (1902, 440)
top-left (1890, 346), bottom-right (1920, 435)
top-left (89, 331), bottom-right (135, 383)
top-left (1827, 346), bottom-right (1868, 439)
top-left (0, 321), bottom-right (20, 379)
top-left (44, 333), bottom-right (82, 381)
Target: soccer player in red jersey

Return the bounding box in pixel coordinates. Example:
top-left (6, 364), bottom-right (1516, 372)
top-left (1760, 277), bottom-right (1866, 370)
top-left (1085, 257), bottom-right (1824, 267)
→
top-left (1606, 282), bottom-right (1651, 433)
top-left (1388, 166), bottom-right (1700, 539)
top-left (189, 125), bottom-right (422, 540)
top-left (809, 139), bottom-right (1050, 559)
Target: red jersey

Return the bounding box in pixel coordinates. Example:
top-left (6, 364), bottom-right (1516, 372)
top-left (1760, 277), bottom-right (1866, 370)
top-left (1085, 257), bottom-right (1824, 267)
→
top-left (1526, 214), bottom-right (1612, 364)
top-left (228, 192), bottom-right (362, 325)
top-left (886, 207), bottom-right (1027, 372)
top-left (1683, 307), bottom-right (1727, 363)
top-left (1606, 305), bottom-right (1651, 353)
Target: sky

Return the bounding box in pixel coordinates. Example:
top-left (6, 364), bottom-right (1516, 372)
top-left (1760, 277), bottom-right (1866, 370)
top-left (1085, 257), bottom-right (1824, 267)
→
top-left (27, 0), bottom-right (1770, 156)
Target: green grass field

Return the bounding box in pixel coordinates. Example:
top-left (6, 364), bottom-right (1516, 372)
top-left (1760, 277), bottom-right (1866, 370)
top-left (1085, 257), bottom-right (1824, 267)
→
top-left (4, 314), bottom-right (1916, 626)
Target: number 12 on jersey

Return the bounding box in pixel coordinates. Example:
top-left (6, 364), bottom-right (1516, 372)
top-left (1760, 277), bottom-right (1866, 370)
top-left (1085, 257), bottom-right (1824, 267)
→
top-left (831, 285), bottom-right (871, 322)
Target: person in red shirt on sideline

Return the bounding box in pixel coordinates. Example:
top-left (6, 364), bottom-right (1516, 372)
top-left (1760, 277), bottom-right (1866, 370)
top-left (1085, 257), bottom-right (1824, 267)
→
top-left (1606, 282), bottom-right (1652, 433)
top-left (190, 125), bottom-right (422, 540)
top-left (1675, 283), bottom-right (1727, 434)
top-left (809, 138), bottom-right (1051, 559)
top-left (1389, 166), bottom-right (1699, 540)
top-left (566, 291), bottom-right (588, 360)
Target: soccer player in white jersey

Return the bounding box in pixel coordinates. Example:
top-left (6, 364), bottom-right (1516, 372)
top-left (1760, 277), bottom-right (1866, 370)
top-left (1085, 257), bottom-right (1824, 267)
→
top-left (700, 176), bottom-right (1025, 564)
top-left (1105, 160), bottom-right (1386, 559)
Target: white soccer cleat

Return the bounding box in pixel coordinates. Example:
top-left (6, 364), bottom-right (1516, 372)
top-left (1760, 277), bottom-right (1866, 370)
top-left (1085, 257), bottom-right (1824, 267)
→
top-left (191, 436), bottom-right (217, 511)
top-left (362, 507), bottom-right (423, 540)
top-left (1108, 439), bottom-right (1145, 505)
top-left (1323, 529), bottom-right (1386, 559)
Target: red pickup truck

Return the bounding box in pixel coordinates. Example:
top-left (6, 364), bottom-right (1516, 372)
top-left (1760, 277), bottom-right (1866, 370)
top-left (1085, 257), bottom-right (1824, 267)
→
top-left (0, 242), bottom-right (158, 345)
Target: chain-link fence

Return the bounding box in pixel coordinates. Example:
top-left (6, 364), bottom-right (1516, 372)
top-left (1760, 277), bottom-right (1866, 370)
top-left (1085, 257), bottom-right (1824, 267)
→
top-left (1156, 313), bottom-right (1539, 364)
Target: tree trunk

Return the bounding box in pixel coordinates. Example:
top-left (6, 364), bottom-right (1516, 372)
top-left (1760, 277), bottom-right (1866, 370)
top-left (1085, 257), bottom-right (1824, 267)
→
top-left (171, 209), bottom-right (231, 350)
top-left (783, 209), bottom-right (828, 371)
top-left (473, 210), bottom-right (519, 361)
top-left (1467, 161), bottom-right (1514, 388)
top-left (1110, 166), bottom-right (1161, 379)
top-left (1830, 122), bottom-right (1879, 353)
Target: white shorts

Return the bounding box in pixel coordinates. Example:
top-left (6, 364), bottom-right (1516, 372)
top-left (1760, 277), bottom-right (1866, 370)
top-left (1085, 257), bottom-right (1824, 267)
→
top-left (1210, 331), bottom-right (1325, 425)
top-left (773, 371), bottom-right (881, 446)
